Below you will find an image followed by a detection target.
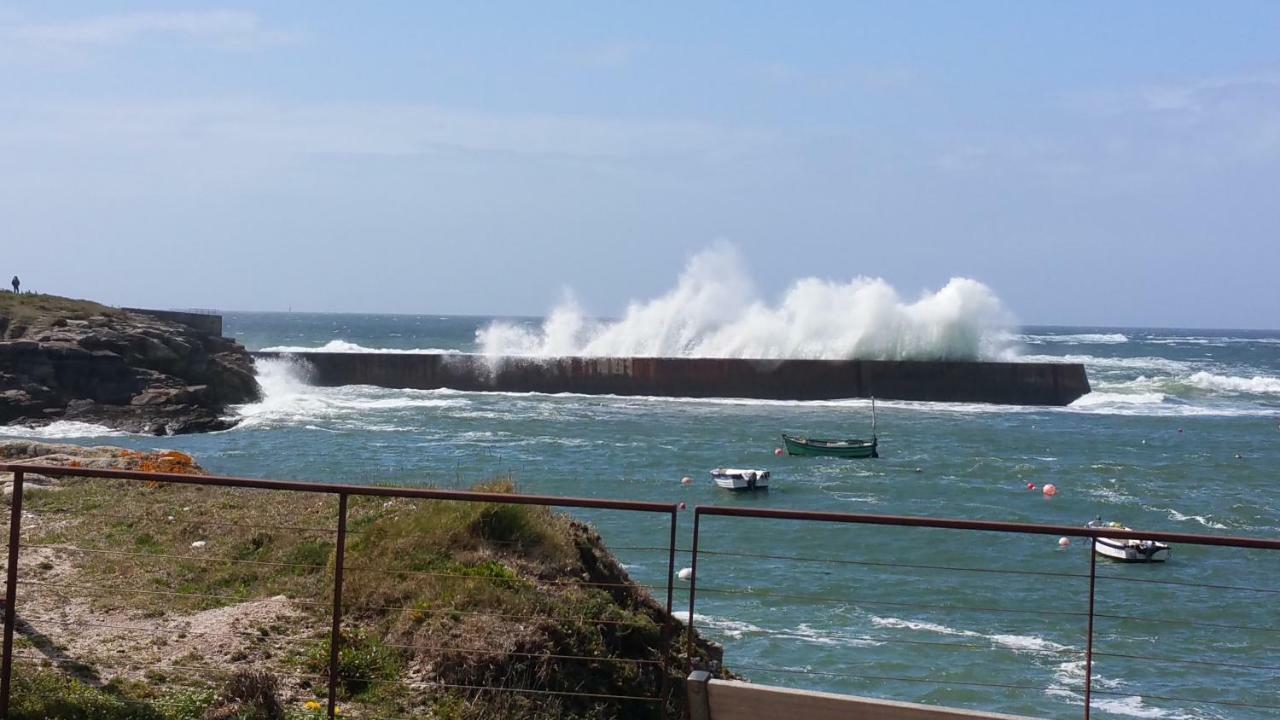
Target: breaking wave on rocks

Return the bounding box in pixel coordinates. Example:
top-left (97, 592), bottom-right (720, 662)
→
top-left (477, 243), bottom-right (1015, 361)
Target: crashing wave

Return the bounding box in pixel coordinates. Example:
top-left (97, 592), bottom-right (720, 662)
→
top-left (478, 242), bottom-right (1015, 360)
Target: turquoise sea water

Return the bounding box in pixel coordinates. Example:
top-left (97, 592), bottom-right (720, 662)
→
top-left (7, 315), bottom-right (1278, 719)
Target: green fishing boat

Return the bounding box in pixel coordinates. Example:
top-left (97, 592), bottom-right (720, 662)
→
top-left (782, 399), bottom-right (880, 458)
top-left (782, 434), bottom-right (878, 458)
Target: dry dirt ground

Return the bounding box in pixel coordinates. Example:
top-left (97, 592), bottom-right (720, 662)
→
top-left (11, 517), bottom-right (327, 703)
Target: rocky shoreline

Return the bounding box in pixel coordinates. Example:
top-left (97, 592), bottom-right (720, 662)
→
top-left (0, 295), bottom-right (259, 435)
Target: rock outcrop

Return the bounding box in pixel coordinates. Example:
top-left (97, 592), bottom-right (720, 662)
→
top-left (0, 295), bottom-right (259, 435)
top-left (0, 440), bottom-right (205, 495)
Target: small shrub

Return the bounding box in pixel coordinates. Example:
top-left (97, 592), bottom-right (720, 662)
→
top-left (203, 669), bottom-right (285, 720)
top-left (305, 630), bottom-right (400, 698)
top-left (10, 668), bottom-right (166, 720)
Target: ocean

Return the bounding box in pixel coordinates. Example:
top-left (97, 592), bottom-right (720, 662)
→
top-left (5, 314), bottom-right (1278, 720)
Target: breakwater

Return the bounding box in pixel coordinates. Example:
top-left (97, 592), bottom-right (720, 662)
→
top-left (250, 352), bottom-right (1091, 406)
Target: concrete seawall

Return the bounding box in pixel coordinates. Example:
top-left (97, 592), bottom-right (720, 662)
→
top-left (251, 352), bottom-right (1091, 406)
top-left (122, 308), bottom-right (223, 337)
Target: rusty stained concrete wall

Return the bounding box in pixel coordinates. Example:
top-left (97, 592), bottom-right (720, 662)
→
top-left (251, 352), bottom-right (1091, 406)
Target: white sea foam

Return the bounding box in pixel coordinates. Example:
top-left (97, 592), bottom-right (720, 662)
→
top-left (1147, 507), bottom-right (1230, 530)
top-left (478, 242), bottom-right (1016, 361)
top-left (234, 357), bottom-right (468, 430)
top-left (1017, 354), bottom-right (1192, 373)
top-left (259, 339), bottom-right (457, 354)
top-left (870, 616), bottom-right (1074, 656)
top-left (0, 421), bottom-right (125, 439)
top-left (988, 633), bottom-right (1072, 654)
top-left (1091, 696), bottom-right (1182, 719)
top-left (1021, 332), bottom-right (1129, 344)
top-left (772, 623), bottom-right (882, 648)
top-left (670, 612), bottom-right (765, 639)
top-left (1185, 371), bottom-right (1280, 395)
top-left (1085, 486), bottom-right (1137, 505)
top-left (1069, 391), bottom-right (1167, 409)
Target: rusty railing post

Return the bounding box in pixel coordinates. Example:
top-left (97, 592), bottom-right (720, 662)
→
top-left (658, 509), bottom-right (678, 720)
top-left (685, 508), bottom-right (702, 671)
top-left (1, 470), bottom-right (24, 719)
top-left (327, 493), bottom-right (349, 720)
top-left (1084, 536), bottom-right (1097, 720)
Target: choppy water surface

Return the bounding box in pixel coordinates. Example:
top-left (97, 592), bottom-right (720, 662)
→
top-left (7, 315), bottom-right (1278, 719)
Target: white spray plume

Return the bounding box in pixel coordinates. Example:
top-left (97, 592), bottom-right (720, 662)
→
top-left (477, 242), bottom-right (1017, 360)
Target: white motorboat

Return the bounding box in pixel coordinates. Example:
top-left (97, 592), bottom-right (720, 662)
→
top-left (1087, 519), bottom-right (1170, 563)
top-left (711, 468), bottom-right (769, 491)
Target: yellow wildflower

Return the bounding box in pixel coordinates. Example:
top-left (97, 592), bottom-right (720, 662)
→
top-left (303, 700), bottom-right (322, 711)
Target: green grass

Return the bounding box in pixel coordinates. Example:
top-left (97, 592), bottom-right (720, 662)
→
top-left (15, 475), bottom-right (707, 719)
top-left (0, 292), bottom-right (122, 337)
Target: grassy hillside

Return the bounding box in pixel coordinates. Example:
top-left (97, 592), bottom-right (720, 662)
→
top-left (10, 469), bottom-right (717, 719)
top-left (0, 293), bottom-right (123, 337)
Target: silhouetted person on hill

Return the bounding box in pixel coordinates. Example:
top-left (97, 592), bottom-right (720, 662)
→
top-left (9, 276), bottom-right (17, 294)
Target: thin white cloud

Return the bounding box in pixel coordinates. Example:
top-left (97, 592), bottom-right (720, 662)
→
top-left (938, 71), bottom-right (1280, 187)
top-left (0, 10), bottom-right (300, 50)
top-left (0, 98), bottom-right (777, 160)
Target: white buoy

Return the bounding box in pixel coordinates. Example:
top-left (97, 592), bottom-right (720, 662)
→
top-left (1058, 537), bottom-right (1071, 548)
top-left (680, 476), bottom-right (693, 486)
top-left (678, 567), bottom-right (693, 581)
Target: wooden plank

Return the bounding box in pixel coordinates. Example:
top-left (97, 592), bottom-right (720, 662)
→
top-left (705, 679), bottom-right (1041, 720)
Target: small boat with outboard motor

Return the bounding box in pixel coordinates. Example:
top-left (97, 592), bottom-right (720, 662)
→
top-left (1087, 518), bottom-right (1171, 562)
top-left (710, 468), bottom-right (769, 491)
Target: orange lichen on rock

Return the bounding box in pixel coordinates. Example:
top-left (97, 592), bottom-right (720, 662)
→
top-left (137, 451), bottom-right (199, 475)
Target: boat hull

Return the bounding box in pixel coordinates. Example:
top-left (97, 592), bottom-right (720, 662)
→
top-left (782, 435), bottom-right (878, 459)
top-left (1094, 537), bottom-right (1170, 563)
top-left (711, 469), bottom-right (770, 491)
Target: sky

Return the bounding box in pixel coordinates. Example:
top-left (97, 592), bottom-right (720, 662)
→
top-left (2, 2), bottom-right (1278, 328)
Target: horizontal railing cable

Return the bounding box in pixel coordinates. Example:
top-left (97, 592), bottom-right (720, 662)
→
top-left (15, 613), bottom-right (328, 646)
top-left (363, 603), bottom-right (657, 628)
top-left (22, 543), bottom-right (328, 572)
top-left (727, 664), bottom-right (1048, 694)
top-left (693, 505), bottom-right (1280, 550)
top-left (1089, 649), bottom-right (1280, 672)
top-left (1089, 687), bottom-right (1280, 712)
top-left (340, 564), bottom-right (664, 592)
top-left (375, 642), bottom-right (662, 665)
top-left (17, 579), bottom-right (655, 628)
top-left (11, 654), bottom-right (326, 685)
top-left (693, 585), bottom-right (1090, 618)
top-left (23, 508), bottom-right (338, 535)
top-left (329, 676), bottom-right (662, 702)
top-left (0, 463), bottom-right (679, 514)
top-left (1094, 573), bottom-right (1280, 595)
top-left (694, 547), bottom-right (1091, 580)
top-left (1090, 611), bottom-right (1280, 634)
top-left (16, 579), bottom-right (330, 608)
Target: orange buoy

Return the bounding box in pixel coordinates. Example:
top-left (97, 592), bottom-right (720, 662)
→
top-left (1043, 483), bottom-right (1057, 497)
top-left (774, 448), bottom-right (785, 457)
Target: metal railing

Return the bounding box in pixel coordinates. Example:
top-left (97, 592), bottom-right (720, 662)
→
top-left (684, 506), bottom-right (1280, 720)
top-left (5, 463), bottom-right (1277, 720)
top-left (0, 463), bottom-right (679, 719)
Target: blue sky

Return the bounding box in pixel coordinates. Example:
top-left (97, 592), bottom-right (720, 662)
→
top-left (2, 2), bottom-right (1278, 327)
